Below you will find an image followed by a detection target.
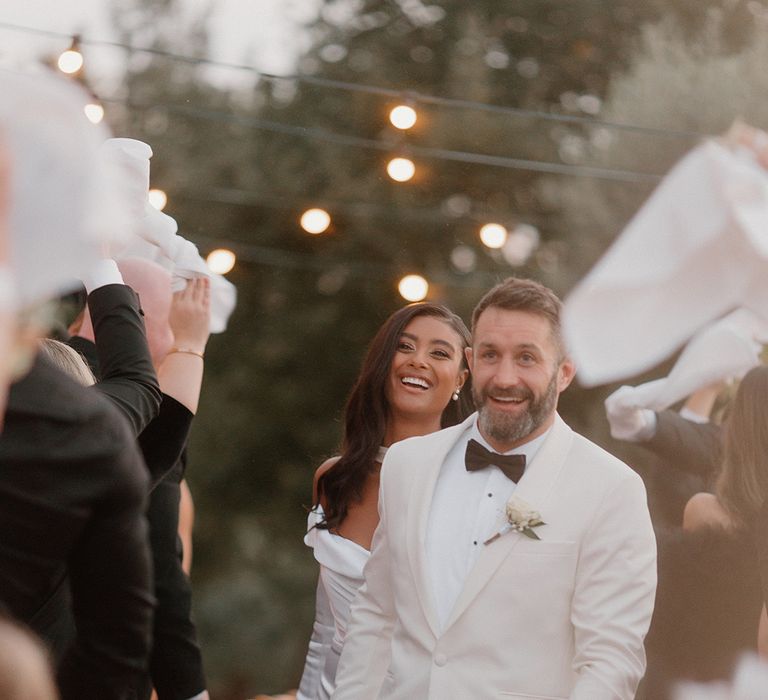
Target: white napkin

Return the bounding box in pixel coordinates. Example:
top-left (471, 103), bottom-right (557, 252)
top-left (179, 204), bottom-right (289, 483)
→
top-left (1, 68), bottom-right (131, 308)
top-left (606, 308), bottom-right (768, 412)
top-left (101, 137), bottom-right (237, 333)
top-left (563, 140), bottom-right (768, 387)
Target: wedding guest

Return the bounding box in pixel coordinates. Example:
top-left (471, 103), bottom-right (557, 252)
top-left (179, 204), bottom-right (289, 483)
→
top-left (333, 277), bottom-right (657, 700)
top-left (296, 302), bottom-right (471, 700)
top-left (641, 366), bottom-right (768, 697)
top-left (74, 260), bottom-right (211, 700)
top-left (0, 68), bottom-right (153, 700)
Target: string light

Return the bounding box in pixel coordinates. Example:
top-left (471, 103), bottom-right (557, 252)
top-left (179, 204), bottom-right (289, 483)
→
top-left (206, 248), bottom-right (236, 275)
top-left (57, 36), bottom-right (83, 74)
top-left (479, 223), bottom-right (508, 249)
top-left (300, 208), bottom-right (331, 234)
top-left (148, 188), bottom-right (168, 211)
top-left (389, 104), bottom-right (417, 130)
top-left (398, 274), bottom-right (429, 301)
top-left (387, 156), bottom-right (415, 182)
top-left (0, 21), bottom-right (701, 140)
top-left (83, 102), bottom-right (104, 124)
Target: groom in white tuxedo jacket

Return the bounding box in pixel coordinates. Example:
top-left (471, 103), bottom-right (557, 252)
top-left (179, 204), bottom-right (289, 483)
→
top-left (332, 277), bottom-right (657, 700)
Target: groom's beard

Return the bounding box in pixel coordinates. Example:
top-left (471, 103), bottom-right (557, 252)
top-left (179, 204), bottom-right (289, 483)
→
top-left (473, 371), bottom-right (559, 446)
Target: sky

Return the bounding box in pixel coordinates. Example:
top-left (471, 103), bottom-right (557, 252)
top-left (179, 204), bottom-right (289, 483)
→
top-left (0, 0), bottom-right (321, 91)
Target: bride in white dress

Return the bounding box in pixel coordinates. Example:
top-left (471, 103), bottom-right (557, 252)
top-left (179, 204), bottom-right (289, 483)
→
top-left (296, 303), bottom-right (471, 700)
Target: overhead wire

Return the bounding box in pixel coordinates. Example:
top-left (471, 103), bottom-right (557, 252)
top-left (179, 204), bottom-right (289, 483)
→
top-left (0, 19), bottom-right (705, 140)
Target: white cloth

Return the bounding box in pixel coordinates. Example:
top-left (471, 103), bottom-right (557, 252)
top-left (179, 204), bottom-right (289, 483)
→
top-left (425, 419), bottom-right (548, 630)
top-left (1, 68), bottom-right (131, 308)
top-left (102, 137), bottom-right (237, 333)
top-left (563, 140), bottom-right (768, 387)
top-left (333, 413), bottom-right (657, 700)
top-left (297, 506), bottom-right (368, 700)
top-left (608, 308), bottom-right (768, 412)
top-left (82, 259), bottom-right (124, 294)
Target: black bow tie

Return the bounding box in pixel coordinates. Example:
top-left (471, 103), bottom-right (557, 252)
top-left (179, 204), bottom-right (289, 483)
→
top-left (465, 439), bottom-right (526, 483)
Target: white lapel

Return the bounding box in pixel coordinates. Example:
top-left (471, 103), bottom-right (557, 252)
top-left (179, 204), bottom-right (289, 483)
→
top-left (441, 414), bottom-right (574, 632)
top-left (405, 413), bottom-right (476, 639)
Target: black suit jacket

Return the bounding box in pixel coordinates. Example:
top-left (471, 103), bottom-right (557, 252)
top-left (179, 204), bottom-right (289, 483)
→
top-left (0, 356), bottom-right (154, 700)
top-left (644, 409), bottom-right (722, 478)
top-left (70, 283), bottom-right (161, 437)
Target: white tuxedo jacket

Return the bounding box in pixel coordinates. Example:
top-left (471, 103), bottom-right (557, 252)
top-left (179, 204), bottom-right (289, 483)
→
top-left (332, 413), bottom-right (657, 700)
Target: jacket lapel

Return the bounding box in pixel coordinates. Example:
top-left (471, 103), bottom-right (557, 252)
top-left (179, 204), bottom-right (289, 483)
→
top-left (441, 414), bottom-right (574, 632)
top-left (405, 413), bottom-right (476, 639)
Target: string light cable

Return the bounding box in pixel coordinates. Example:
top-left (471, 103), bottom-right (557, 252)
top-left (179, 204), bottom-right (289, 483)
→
top-left (0, 20), bottom-right (706, 141)
top-left (102, 96), bottom-right (665, 183)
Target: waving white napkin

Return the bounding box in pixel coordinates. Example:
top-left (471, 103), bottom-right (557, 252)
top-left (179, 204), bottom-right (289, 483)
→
top-left (1, 68), bottom-right (131, 308)
top-left (102, 137), bottom-right (236, 333)
top-left (607, 308), bottom-right (768, 412)
top-left (563, 139), bottom-right (768, 387)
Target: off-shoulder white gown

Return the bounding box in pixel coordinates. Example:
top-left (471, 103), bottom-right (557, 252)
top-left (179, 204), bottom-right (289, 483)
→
top-left (297, 448), bottom-right (386, 700)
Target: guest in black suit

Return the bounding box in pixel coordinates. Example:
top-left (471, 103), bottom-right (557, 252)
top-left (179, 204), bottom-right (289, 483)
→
top-left (0, 352), bottom-right (154, 700)
top-left (73, 260), bottom-right (210, 700)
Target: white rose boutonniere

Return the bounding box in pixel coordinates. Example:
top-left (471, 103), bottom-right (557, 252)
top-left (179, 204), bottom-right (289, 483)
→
top-left (484, 496), bottom-right (545, 545)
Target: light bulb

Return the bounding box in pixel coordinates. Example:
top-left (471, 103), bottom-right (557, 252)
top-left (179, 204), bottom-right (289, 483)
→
top-left (479, 223), bottom-right (508, 249)
top-left (398, 274), bottom-right (429, 302)
top-left (58, 49), bottom-right (84, 74)
top-left (389, 105), bottom-right (417, 130)
top-left (387, 157), bottom-right (415, 182)
top-left (84, 103), bottom-right (104, 124)
top-left (148, 189), bottom-right (168, 211)
top-left (300, 208), bottom-right (331, 234)
top-left (206, 249), bottom-right (236, 275)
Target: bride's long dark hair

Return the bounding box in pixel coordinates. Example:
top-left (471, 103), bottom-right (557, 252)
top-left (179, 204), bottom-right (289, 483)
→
top-left (316, 303), bottom-right (472, 531)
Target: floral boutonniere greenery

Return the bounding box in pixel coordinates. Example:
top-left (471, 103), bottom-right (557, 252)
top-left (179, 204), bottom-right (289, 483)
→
top-left (484, 496), bottom-right (545, 545)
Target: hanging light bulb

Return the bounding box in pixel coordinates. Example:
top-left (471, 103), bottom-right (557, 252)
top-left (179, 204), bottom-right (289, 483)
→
top-left (148, 189), bottom-right (168, 211)
top-left (206, 249), bottom-right (236, 275)
top-left (84, 102), bottom-right (104, 124)
top-left (479, 223), bottom-right (508, 249)
top-left (389, 104), bottom-right (417, 130)
top-left (398, 274), bottom-right (429, 302)
top-left (58, 36), bottom-right (84, 75)
top-left (300, 208), bottom-right (331, 234)
top-left (387, 156), bottom-right (415, 182)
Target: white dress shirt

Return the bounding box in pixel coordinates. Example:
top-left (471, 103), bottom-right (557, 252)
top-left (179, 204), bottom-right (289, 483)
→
top-left (425, 418), bottom-right (549, 631)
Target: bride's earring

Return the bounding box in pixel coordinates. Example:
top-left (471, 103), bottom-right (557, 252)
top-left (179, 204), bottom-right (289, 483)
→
top-left (452, 389), bottom-right (460, 401)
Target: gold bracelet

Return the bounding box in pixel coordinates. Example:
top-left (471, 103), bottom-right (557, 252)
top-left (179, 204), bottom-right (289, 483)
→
top-left (169, 347), bottom-right (205, 359)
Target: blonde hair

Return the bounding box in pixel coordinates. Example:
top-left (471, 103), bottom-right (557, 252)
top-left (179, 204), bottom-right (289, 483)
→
top-left (38, 338), bottom-right (96, 386)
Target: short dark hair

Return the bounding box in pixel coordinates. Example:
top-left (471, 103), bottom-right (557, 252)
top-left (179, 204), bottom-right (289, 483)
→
top-left (471, 277), bottom-right (565, 358)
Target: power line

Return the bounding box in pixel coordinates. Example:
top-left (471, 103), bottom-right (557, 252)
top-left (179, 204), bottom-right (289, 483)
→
top-left (108, 97), bottom-right (664, 183)
top-left (0, 19), bottom-right (705, 140)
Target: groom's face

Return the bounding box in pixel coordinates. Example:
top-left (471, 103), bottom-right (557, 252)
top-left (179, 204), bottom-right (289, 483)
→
top-left (466, 307), bottom-right (574, 452)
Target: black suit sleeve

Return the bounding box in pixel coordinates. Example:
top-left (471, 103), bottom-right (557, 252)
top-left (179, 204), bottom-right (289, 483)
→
top-left (143, 459), bottom-right (206, 700)
top-left (85, 284), bottom-right (162, 436)
top-left (138, 395), bottom-right (194, 491)
top-left (643, 410), bottom-right (722, 478)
